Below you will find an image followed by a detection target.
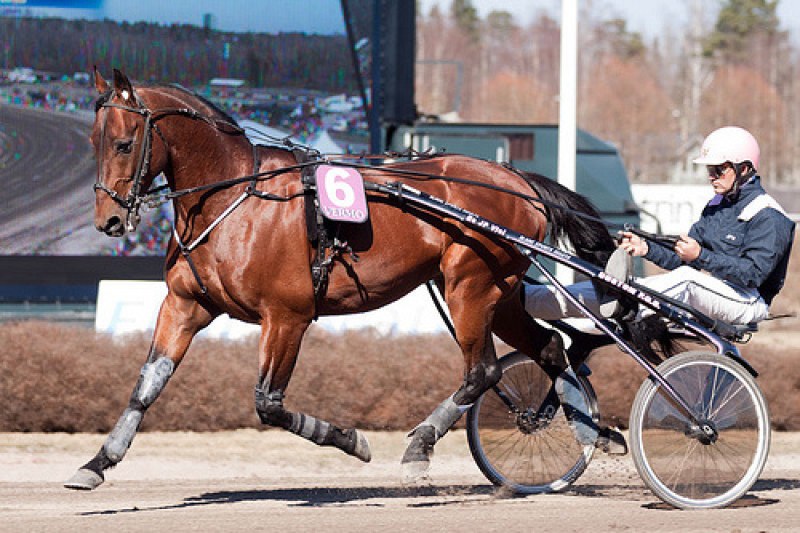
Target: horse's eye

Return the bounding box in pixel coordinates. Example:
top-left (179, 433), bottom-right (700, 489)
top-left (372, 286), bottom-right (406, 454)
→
top-left (115, 139), bottom-right (133, 154)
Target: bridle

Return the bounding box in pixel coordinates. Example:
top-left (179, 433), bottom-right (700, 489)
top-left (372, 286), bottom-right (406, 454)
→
top-left (94, 89), bottom-right (243, 232)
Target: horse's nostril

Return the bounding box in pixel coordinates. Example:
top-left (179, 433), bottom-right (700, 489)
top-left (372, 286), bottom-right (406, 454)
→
top-left (101, 215), bottom-right (124, 235)
top-left (107, 216), bottom-right (121, 229)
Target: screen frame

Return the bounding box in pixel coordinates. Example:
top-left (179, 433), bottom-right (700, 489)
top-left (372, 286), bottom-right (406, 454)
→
top-left (0, 256), bottom-right (165, 302)
top-left (0, 1), bottom-right (414, 304)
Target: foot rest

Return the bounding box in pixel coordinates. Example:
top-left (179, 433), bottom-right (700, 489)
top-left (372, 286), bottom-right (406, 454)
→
top-left (733, 323), bottom-right (759, 335)
top-left (732, 322), bottom-right (758, 341)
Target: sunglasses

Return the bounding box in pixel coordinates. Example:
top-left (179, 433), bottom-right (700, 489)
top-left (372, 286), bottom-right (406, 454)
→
top-left (707, 164), bottom-right (731, 178)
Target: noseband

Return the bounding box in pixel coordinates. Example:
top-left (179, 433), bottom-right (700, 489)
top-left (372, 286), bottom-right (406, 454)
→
top-left (94, 90), bottom-right (243, 231)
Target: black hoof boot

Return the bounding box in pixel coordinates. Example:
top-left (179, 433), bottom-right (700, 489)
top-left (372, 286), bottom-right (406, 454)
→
top-left (401, 425), bottom-right (436, 483)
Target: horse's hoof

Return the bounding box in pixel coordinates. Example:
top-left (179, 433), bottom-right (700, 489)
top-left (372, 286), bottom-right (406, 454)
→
top-left (596, 426), bottom-right (628, 456)
top-left (400, 425), bottom-right (435, 483)
top-left (63, 468), bottom-right (104, 491)
top-left (401, 460), bottom-right (431, 484)
top-left (352, 430), bottom-right (371, 463)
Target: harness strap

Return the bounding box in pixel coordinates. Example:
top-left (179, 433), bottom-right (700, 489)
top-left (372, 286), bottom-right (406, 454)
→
top-left (623, 225), bottom-right (680, 249)
top-left (173, 191), bottom-right (250, 295)
top-left (292, 146), bottom-right (332, 316)
top-left (296, 154), bottom-right (321, 244)
top-left (172, 145), bottom-right (261, 296)
top-left (175, 235), bottom-right (209, 296)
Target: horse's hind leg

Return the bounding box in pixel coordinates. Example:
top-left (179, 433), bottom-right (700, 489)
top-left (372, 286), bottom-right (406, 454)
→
top-left (253, 311), bottom-right (371, 461)
top-left (64, 293), bottom-right (214, 490)
top-left (492, 284), bottom-right (569, 371)
top-left (494, 284), bottom-right (603, 447)
top-left (401, 279), bottom-right (504, 482)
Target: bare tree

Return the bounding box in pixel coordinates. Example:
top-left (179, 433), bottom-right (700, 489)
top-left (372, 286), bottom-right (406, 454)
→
top-left (413, 1), bottom-right (799, 184)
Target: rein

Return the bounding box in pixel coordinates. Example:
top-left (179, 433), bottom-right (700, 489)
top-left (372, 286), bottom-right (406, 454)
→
top-left (95, 94), bottom-right (677, 253)
top-left (151, 149), bottom-right (679, 252)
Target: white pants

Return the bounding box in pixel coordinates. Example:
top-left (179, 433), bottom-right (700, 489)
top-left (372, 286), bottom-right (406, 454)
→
top-left (524, 266), bottom-right (769, 325)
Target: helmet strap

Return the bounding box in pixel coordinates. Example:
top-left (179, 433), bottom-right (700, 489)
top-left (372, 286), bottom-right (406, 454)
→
top-left (724, 162), bottom-right (755, 202)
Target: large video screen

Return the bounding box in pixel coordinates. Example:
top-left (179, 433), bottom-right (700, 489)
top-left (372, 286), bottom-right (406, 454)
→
top-left (0, 0), bottom-right (370, 261)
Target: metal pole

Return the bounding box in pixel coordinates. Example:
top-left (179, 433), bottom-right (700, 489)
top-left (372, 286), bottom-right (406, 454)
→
top-left (556, 0), bottom-right (578, 284)
top-left (369, 0), bottom-right (383, 154)
top-left (340, 0), bottom-right (371, 137)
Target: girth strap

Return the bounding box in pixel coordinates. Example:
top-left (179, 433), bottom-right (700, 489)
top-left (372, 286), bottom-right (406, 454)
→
top-left (292, 147), bottom-right (332, 316)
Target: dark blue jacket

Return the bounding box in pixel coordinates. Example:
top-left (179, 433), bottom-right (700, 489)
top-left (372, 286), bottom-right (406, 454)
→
top-left (644, 177), bottom-right (795, 304)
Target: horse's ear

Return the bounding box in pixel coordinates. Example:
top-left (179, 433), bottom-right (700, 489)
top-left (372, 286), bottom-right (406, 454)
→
top-left (112, 68), bottom-right (135, 104)
top-left (94, 66), bottom-right (109, 95)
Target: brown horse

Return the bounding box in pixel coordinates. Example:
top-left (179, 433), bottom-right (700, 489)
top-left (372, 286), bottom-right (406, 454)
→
top-left (65, 69), bottom-right (614, 490)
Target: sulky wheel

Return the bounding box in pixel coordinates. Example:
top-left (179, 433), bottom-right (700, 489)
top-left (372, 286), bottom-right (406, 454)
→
top-left (629, 351), bottom-right (770, 509)
top-left (466, 351), bottom-right (597, 494)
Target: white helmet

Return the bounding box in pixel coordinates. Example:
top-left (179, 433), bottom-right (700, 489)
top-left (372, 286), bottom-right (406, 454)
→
top-left (693, 126), bottom-right (760, 171)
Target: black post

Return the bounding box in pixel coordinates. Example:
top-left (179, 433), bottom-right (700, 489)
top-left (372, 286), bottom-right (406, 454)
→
top-left (369, 0), bottom-right (383, 154)
top-left (369, 0), bottom-right (415, 154)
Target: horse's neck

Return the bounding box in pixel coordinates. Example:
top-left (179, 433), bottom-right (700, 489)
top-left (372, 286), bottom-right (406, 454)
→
top-left (170, 134), bottom-right (251, 185)
top-left (164, 129), bottom-right (252, 230)
top-left (141, 89), bottom-right (249, 191)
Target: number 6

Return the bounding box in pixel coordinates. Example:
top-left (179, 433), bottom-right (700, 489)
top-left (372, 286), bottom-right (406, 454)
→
top-left (324, 168), bottom-right (355, 207)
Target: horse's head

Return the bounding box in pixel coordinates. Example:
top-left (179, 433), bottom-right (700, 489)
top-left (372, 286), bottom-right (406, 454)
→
top-left (91, 68), bottom-right (168, 236)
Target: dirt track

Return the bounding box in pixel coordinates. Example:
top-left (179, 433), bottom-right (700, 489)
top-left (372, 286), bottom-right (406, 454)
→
top-left (0, 105), bottom-right (102, 254)
top-left (1, 429), bottom-right (799, 532)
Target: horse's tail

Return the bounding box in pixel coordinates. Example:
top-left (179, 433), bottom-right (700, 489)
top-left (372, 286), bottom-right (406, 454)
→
top-left (620, 314), bottom-right (679, 364)
top-left (519, 171), bottom-right (615, 265)
top-left (519, 171), bottom-right (678, 359)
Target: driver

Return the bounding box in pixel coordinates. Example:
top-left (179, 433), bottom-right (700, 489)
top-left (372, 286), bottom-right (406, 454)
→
top-left (523, 126), bottom-right (795, 454)
top-left (524, 126), bottom-right (795, 326)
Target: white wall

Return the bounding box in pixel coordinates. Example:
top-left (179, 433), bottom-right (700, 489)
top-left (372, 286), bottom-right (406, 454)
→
top-left (631, 184), bottom-right (713, 235)
top-left (95, 280), bottom-right (450, 339)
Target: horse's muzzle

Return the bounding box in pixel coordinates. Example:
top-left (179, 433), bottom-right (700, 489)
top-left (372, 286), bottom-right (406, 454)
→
top-left (97, 215), bottom-right (126, 237)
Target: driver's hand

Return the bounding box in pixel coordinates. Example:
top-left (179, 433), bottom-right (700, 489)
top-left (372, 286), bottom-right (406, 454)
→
top-left (675, 235), bottom-right (701, 262)
top-left (618, 231), bottom-right (648, 256)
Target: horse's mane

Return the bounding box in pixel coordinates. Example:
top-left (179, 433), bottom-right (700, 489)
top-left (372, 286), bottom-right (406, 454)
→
top-left (94, 81), bottom-right (238, 126)
top-left (161, 83), bottom-right (238, 124)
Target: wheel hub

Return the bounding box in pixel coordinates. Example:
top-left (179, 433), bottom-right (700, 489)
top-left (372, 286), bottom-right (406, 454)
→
top-left (516, 402), bottom-right (558, 434)
top-left (686, 419), bottom-right (718, 445)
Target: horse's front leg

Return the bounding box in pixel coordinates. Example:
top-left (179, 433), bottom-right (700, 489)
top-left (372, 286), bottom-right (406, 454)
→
top-left (253, 311), bottom-right (371, 462)
top-left (64, 292), bottom-right (214, 490)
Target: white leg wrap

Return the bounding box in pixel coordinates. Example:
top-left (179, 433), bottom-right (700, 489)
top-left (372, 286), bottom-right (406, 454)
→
top-left (102, 357), bottom-right (174, 463)
top-left (136, 357), bottom-right (175, 405)
top-left (290, 413), bottom-right (332, 445)
top-left (104, 408), bottom-right (143, 462)
top-left (555, 368), bottom-right (598, 446)
top-left (413, 395), bottom-right (470, 441)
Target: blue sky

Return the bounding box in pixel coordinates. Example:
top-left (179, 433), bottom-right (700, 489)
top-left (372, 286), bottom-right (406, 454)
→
top-left (13, 0), bottom-right (800, 38)
top-left (420, 0), bottom-right (800, 41)
top-left (16, 0), bottom-right (347, 34)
